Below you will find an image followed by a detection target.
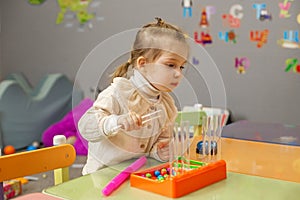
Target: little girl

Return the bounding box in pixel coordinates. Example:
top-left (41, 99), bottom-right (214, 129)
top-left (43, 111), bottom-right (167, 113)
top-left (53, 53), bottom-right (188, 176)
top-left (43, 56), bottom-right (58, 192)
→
top-left (78, 17), bottom-right (189, 175)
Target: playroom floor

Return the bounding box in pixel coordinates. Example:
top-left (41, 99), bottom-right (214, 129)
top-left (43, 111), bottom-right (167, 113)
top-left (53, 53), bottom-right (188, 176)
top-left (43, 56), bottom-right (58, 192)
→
top-left (19, 155), bottom-right (87, 197)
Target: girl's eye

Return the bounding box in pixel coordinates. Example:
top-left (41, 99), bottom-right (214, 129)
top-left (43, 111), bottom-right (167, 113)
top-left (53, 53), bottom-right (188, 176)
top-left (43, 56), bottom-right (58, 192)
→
top-left (167, 64), bottom-right (175, 68)
top-left (166, 63), bottom-right (185, 71)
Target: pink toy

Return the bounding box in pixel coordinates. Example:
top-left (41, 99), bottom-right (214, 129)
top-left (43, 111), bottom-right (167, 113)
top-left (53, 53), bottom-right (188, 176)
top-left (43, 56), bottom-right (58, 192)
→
top-left (42, 98), bottom-right (94, 155)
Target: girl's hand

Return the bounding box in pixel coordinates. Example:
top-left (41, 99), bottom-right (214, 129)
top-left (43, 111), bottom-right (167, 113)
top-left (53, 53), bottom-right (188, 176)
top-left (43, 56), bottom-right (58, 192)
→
top-left (117, 111), bottom-right (142, 131)
top-left (157, 141), bottom-right (169, 161)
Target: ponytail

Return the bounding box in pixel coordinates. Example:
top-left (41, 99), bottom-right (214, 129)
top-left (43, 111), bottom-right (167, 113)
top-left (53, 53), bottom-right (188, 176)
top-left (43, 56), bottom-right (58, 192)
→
top-left (110, 61), bottom-right (131, 82)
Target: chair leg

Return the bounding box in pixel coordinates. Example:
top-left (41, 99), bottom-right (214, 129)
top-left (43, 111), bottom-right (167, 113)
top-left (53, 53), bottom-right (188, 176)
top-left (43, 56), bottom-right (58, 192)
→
top-left (54, 167), bottom-right (69, 185)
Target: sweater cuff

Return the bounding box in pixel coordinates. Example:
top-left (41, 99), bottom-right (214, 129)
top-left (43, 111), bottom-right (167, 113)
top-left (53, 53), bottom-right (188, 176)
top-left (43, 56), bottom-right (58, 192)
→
top-left (149, 145), bottom-right (165, 162)
top-left (103, 114), bottom-right (119, 136)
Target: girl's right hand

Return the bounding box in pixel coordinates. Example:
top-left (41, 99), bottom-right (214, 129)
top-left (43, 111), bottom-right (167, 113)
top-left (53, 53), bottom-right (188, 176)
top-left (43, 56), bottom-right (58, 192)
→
top-left (117, 111), bottom-right (142, 131)
top-left (157, 141), bottom-right (169, 161)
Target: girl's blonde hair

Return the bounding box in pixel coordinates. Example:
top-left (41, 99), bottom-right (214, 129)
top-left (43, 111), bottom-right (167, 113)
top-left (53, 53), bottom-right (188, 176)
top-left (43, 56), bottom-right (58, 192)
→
top-left (111, 17), bottom-right (188, 81)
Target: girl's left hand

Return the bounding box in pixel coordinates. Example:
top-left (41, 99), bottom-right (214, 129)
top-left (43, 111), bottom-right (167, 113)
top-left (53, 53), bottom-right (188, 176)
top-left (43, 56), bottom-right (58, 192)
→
top-left (157, 141), bottom-right (169, 161)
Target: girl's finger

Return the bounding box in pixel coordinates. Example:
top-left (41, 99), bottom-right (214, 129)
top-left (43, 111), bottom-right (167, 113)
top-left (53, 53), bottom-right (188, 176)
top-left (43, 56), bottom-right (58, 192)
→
top-left (130, 112), bottom-right (142, 128)
top-left (158, 141), bottom-right (169, 149)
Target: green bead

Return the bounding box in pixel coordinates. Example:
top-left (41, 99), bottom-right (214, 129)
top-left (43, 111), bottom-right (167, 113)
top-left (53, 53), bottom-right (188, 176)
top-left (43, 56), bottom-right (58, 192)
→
top-left (145, 173), bottom-right (152, 178)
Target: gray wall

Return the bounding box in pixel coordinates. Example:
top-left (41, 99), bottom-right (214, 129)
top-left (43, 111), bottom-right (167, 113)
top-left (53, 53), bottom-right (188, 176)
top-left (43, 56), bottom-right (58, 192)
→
top-left (1, 0), bottom-right (300, 125)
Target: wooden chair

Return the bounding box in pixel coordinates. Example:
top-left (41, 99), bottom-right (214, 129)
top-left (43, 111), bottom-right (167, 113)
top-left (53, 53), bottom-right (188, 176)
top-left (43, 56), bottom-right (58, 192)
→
top-left (0, 143), bottom-right (76, 200)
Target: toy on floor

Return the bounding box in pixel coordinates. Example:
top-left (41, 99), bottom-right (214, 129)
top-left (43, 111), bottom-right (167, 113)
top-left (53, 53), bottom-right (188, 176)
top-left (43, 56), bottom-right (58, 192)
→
top-left (3, 179), bottom-right (22, 199)
top-left (3, 145), bottom-right (16, 155)
top-left (42, 98), bottom-right (94, 155)
top-left (0, 73), bottom-right (82, 149)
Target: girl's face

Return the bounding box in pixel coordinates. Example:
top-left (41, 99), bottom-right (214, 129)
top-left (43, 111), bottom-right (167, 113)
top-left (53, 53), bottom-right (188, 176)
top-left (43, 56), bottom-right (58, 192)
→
top-left (137, 50), bottom-right (188, 92)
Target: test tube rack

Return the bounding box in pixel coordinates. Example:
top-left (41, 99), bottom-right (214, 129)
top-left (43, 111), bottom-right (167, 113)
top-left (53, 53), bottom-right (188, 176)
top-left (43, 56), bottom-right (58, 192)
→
top-left (130, 159), bottom-right (226, 198)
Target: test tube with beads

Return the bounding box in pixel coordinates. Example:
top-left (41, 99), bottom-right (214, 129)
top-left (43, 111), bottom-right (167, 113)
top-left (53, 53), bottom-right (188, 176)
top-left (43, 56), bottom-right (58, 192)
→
top-left (199, 116), bottom-right (208, 162)
top-left (171, 121), bottom-right (191, 174)
top-left (201, 115), bottom-right (222, 163)
top-left (206, 114), bottom-right (222, 162)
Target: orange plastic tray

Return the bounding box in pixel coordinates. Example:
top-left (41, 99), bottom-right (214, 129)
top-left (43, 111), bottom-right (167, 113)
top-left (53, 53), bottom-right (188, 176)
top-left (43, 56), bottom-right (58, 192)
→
top-left (130, 160), bottom-right (227, 198)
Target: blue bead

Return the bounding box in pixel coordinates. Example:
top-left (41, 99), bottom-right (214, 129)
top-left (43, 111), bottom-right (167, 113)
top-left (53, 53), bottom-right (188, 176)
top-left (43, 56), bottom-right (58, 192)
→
top-left (154, 170), bottom-right (161, 177)
top-left (196, 140), bottom-right (217, 155)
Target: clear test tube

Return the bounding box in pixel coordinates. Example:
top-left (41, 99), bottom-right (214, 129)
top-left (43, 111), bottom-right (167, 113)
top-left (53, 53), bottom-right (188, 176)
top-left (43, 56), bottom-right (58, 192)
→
top-left (169, 132), bottom-right (175, 178)
top-left (211, 115), bottom-right (219, 162)
top-left (206, 116), bottom-right (212, 163)
top-left (174, 123), bottom-right (180, 174)
top-left (180, 122), bottom-right (185, 171)
top-left (181, 121), bottom-right (190, 171)
top-left (215, 114), bottom-right (222, 161)
top-left (185, 121), bottom-right (191, 170)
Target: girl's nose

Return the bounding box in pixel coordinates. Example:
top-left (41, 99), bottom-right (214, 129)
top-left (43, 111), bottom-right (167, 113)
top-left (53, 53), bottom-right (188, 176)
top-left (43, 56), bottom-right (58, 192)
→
top-left (174, 68), bottom-right (183, 78)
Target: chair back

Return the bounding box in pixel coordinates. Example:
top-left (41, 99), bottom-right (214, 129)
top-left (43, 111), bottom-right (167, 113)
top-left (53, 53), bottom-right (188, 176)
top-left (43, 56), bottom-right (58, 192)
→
top-left (0, 144), bottom-right (76, 182)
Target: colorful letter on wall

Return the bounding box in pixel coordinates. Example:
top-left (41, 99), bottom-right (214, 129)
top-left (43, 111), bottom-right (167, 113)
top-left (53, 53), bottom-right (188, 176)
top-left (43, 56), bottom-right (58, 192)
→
top-left (285, 58), bottom-right (300, 73)
top-left (250, 30), bottom-right (269, 48)
top-left (192, 57), bottom-right (199, 65)
top-left (278, 30), bottom-right (300, 49)
top-left (279, 0), bottom-right (292, 18)
top-left (206, 6), bottom-right (216, 20)
top-left (219, 30), bottom-right (237, 43)
top-left (253, 3), bottom-right (272, 21)
top-left (230, 4), bottom-right (243, 20)
top-left (222, 14), bottom-right (241, 28)
top-left (235, 57), bottom-right (250, 74)
top-left (194, 31), bottom-right (213, 46)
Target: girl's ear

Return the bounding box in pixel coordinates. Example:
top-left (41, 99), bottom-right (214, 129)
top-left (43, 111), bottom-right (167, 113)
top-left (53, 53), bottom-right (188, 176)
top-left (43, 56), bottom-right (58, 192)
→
top-left (136, 56), bottom-right (146, 69)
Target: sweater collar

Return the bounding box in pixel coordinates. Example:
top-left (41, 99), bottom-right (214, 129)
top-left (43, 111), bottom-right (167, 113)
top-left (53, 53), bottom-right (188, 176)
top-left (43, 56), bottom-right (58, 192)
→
top-left (130, 69), bottom-right (161, 102)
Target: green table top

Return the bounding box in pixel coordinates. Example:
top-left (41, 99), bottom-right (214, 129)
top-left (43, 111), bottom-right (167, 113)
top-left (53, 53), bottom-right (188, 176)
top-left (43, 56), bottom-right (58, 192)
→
top-left (44, 158), bottom-right (300, 200)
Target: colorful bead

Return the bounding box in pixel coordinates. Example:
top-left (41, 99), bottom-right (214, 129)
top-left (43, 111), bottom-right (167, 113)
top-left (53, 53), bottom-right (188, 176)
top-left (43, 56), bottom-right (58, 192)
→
top-left (161, 168), bottom-right (167, 176)
top-left (157, 175), bottom-right (164, 181)
top-left (196, 140), bottom-right (218, 155)
top-left (142, 167), bottom-right (172, 181)
top-left (145, 173), bottom-right (152, 178)
top-left (154, 170), bottom-right (161, 177)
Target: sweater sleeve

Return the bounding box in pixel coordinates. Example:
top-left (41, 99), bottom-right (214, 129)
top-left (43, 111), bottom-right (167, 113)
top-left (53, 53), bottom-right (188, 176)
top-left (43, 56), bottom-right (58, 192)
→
top-left (78, 89), bottom-right (121, 142)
